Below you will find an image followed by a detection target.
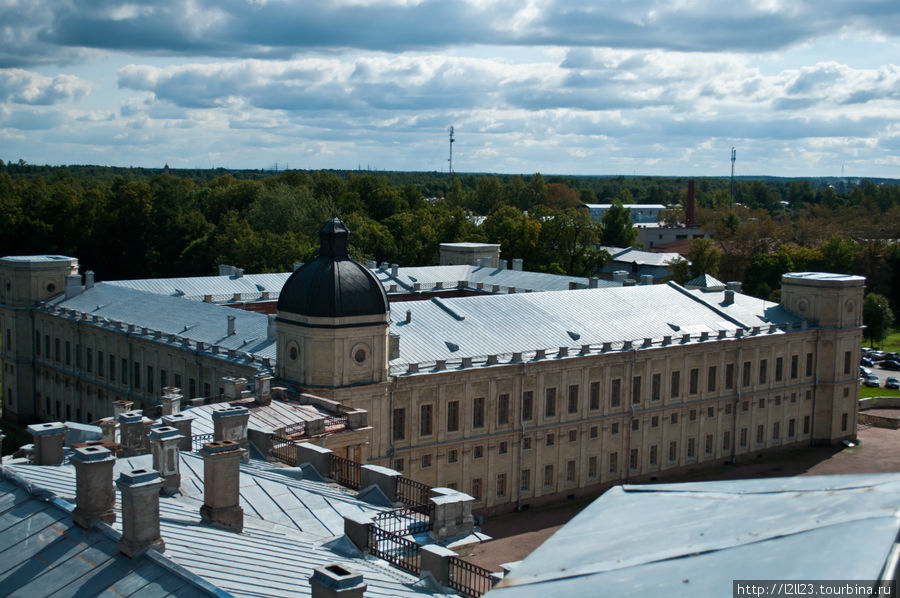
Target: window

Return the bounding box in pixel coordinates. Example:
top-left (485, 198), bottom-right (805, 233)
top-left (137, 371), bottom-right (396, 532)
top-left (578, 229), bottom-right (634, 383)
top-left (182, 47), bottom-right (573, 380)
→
top-left (707, 366), bottom-right (717, 392)
top-left (788, 418), bottom-right (796, 438)
top-left (804, 415), bottom-right (811, 434)
top-left (756, 424), bottom-right (765, 444)
top-left (472, 478), bottom-right (482, 501)
top-left (651, 415), bottom-right (659, 427)
top-left (543, 465), bottom-right (554, 488)
top-left (546, 433), bottom-right (555, 446)
top-left (35, 331), bottom-right (40, 356)
top-left (147, 365), bottom-right (154, 393)
top-left (611, 422), bottom-right (619, 435)
top-left (651, 373), bottom-right (661, 401)
top-left (201, 381), bottom-right (208, 399)
top-left (687, 437), bottom-right (696, 458)
top-left (759, 398), bottom-right (765, 409)
top-left (689, 368), bottom-right (699, 394)
top-left (568, 429), bottom-right (577, 442)
top-left (629, 449), bottom-right (639, 469)
top-left (742, 400), bottom-right (749, 412)
top-left (671, 371), bottom-right (680, 398)
top-left (775, 396), bottom-right (781, 406)
top-left (568, 385), bottom-right (579, 414)
top-left (610, 378), bottom-right (621, 407)
top-left (705, 434), bottom-right (713, 454)
top-left (160, 369), bottom-right (167, 389)
top-left (742, 361), bottom-right (751, 386)
top-left (791, 355), bottom-right (798, 379)
top-left (65, 341), bottom-right (71, 365)
top-left (523, 437), bottom-right (532, 449)
top-left (421, 454), bottom-right (432, 468)
top-left (394, 458), bottom-right (404, 472)
top-left (668, 441), bottom-right (677, 461)
top-left (791, 392), bottom-right (797, 403)
top-left (393, 408), bottom-right (406, 440)
top-left (97, 351), bottom-right (103, 377)
top-left (725, 403), bottom-right (732, 415)
top-left (447, 400), bottom-right (460, 432)
top-left (649, 444), bottom-right (658, 465)
top-left (723, 431), bottom-right (731, 451)
top-left (448, 449), bottom-right (458, 463)
top-left (133, 361), bottom-right (140, 388)
top-left (759, 359), bottom-right (767, 384)
top-left (588, 456), bottom-right (598, 478)
top-left (86, 348), bottom-right (93, 373)
top-left (497, 393), bottom-right (510, 426)
top-left (609, 452), bottom-right (618, 474)
top-left (566, 460), bottom-right (576, 482)
top-left (522, 391), bottom-right (533, 421)
top-left (690, 409), bottom-right (697, 421)
top-left (46, 335), bottom-right (50, 358)
top-left (725, 363), bottom-right (734, 389)
top-left (707, 407), bottom-right (715, 418)
top-left (109, 355), bottom-right (116, 381)
top-left (631, 376), bottom-right (641, 404)
top-left (497, 473), bottom-right (507, 498)
top-left (631, 419), bottom-right (639, 431)
top-left (499, 441), bottom-right (508, 454)
top-left (521, 469), bottom-right (531, 491)
top-left (775, 357), bottom-right (783, 382)
top-left (545, 388), bottom-right (557, 418)
top-left (474, 445), bottom-right (484, 458)
top-left (590, 425), bottom-right (598, 438)
top-left (473, 397), bottom-right (485, 428)
top-left (843, 387), bottom-right (849, 398)
top-left (121, 358), bottom-right (128, 384)
top-left (590, 382), bottom-right (600, 410)
top-left (740, 427), bottom-right (748, 447)
top-left (806, 353), bottom-right (813, 377)
top-left (843, 351), bottom-right (851, 375)
top-left (772, 420), bottom-right (779, 441)
top-left (420, 404), bottom-right (433, 436)
top-left (671, 413), bottom-right (678, 424)
top-left (842, 413), bottom-right (848, 432)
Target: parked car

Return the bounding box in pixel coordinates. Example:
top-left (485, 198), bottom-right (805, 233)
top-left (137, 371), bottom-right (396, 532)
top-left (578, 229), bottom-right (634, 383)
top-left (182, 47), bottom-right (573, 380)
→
top-left (881, 360), bottom-right (900, 371)
top-left (865, 374), bottom-right (881, 387)
top-left (886, 377), bottom-right (900, 390)
top-left (869, 351), bottom-right (886, 361)
top-left (861, 366), bottom-right (873, 378)
top-left (886, 352), bottom-right (900, 361)
top-left (861, 357), bottom-right (874, 367)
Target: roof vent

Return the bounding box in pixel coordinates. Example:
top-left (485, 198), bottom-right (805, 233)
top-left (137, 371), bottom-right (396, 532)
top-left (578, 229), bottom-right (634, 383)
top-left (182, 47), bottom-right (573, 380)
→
top-left (580, 344), bottom-right (591, 355)
top-left (434, 360), bottom-right (446, 371)
top-left (642, 338), bottom-right (652, 347)
top-left (461, 357), bottom-right (473, 368)
top-left (718, 329), bottom-right (727, 339)
top-left (391, 264), bottom-right (399, 277)
top-left (681, 333), bottom-right (691, 343)
top-left (405, 310), bottom-right (412, 324)
top-left (723, 289), bottom-right (735, 305)
top-left (511, 352), bottom-right (522, 362)
top-left (558, 347), bottom-right (569, 357)
top-left (567, 331), bottom-right (581, 341)
top-left (662, 335), bottom-right (672, 345)
top-left (534, 349), bottom-right (546, 360)
top-left (601, 342), bottom-right (612, 351)
top-left (407, 363), bottom-right (419, 373)
top-left (445, 341), bottom-right (460, 352)
top-left (486, 355), bottom-right (498, 365)
top-left (227, 315), bottom-right (236, 336)
top-left (700, 331), bottom-right (709, 341)
top-left (622, 340), bottom-right (632, 349)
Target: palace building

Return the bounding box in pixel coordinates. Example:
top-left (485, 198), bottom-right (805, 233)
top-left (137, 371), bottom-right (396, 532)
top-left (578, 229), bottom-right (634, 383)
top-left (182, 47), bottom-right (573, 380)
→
top-left (0, 219), bottom-right (864, 513)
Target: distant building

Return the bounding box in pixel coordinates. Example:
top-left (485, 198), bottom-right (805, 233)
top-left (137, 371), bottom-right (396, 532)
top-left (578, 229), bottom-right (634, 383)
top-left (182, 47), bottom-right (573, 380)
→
top-left (599, 246), bottom-right (686, 282)
top-left (440, 242), bottom-right (501, 268)
top-left (582, 203), bottom-right (666, 224)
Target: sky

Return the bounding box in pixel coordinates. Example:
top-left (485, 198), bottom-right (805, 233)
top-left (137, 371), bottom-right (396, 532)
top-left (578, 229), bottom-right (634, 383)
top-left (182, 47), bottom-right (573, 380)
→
top-left (0, 0), bottom-right (898, 177)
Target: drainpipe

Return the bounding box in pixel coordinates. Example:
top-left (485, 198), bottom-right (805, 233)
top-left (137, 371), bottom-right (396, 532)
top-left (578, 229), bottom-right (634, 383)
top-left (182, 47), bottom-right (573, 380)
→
top-left (731, 336), bottom-right (743, 465)
top-left (810, 329), bottom-right (820, 447)
top-left (516, 361), bottom-right (527, 511)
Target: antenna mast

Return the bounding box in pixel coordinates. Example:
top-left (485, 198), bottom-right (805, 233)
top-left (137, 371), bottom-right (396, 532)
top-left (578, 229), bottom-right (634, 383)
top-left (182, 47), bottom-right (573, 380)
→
top-left (448, 126), bottom-right (455, 180)
top-left (730, 147), bottom-right (736, 206)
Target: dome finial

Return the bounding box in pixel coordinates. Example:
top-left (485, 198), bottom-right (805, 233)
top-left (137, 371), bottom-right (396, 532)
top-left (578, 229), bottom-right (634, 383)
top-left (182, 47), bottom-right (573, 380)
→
top-left (318, 217), bottom-right (350, 258)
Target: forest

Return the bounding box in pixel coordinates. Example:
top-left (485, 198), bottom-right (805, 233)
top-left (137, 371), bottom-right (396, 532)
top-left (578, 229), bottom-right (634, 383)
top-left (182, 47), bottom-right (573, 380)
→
top-left (1, 159), bottom-right (899, 321)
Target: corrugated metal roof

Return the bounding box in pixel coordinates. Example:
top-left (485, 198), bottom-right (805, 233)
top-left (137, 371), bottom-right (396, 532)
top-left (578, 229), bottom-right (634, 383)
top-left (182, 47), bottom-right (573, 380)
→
top-left (609, 248), bottom-right (684, 267)
top-left (106, 273), bottom-right (291, 303)
top-left (389, 283), bottom-right (800, 371)
top-left (186, 401), bottom-right (328, 436)
top-left (488, 474), bottom-right (900, 597)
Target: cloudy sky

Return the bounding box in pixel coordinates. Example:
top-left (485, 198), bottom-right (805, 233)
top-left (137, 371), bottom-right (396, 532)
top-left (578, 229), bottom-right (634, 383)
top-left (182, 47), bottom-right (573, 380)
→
top-left (1, 0), bottom-right (898, 177)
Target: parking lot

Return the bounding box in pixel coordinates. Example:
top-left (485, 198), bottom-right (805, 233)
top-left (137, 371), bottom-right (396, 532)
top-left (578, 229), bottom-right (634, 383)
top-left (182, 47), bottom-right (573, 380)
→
top-left (861, 348), bottom-right (900, 389)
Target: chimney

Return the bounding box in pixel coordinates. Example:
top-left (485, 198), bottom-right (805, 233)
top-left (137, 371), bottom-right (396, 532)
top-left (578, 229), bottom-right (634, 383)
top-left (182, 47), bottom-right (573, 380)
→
top-left (222, 376), bottom-right (248, 399)
top-left (512, 258), bottom-right (523, 271)
top-left (118, 411), bottom-right (145, 457)
top-left (405, 309), bottom-right (412, 324)
top-left (84, 270), bottom-right (95, 289)
top-left (200, 440), bottom-right (244, 532)
top-left (234, 268), bottom-right (244, 278)
top-left (99, 418), bottom-right (117, 443)
top-left (212, 405), bottom-right (250, 452)
top-left (391, 263), bottom-right (399, 277)
top-left (149, 426), bottom-right (184, 495)
top-left (254, 372), bottom-right (273, 406)
top-left (686, 179), bottom-right (696, 227)
top-left (27, 422), bottom-right (66, 465)
top-left (71, 445), bottom-right (116, 528)
top-left (65, 273), bottom-right (83, 298)
top-left (227, 315), bottom-right (236, 336)
top-left (267, 314), bottom-right (277, 340)
top-left (640, 274), bottom-right (654, 285)
top-left (310, 564), bottom-right (367, 598)
top-left (726, 281), bottom-right (742, 293)
top-left (498, 259), bottom-right (507, 270)
top-left (389, 334), bottom-right (400, 359)
top-left (623, 279), bottom-right (636, 287)
top-left (724, 289), bottom-right (735, 305)
top-left (613, 271), bottom-right (628, 282)
top-left (589, 277), bottom-right (599, 288)
top-left (365, 260), bottom-right (376, 269)
top-left (160, 391), bottom-right (181, 416)
top-left (113, 399), bottom-right (133, 419)
top-left (162, 412), bottom-right (194, 452)
top-left (117, 469), bottom-right (165, 557)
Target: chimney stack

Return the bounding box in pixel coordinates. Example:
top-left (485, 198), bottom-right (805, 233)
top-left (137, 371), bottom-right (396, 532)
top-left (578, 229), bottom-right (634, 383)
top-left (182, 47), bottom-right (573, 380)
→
top-left (405, 310), bottom-right (412, 324)
top-left (686, 179), bottom-right (696, 227)
top-left (310, 564), bottom-right (367, 598)
top-left (212, 405), bottom-right (250, 453)
top-left (72, 445), bottom-right (117, 528)
top-left (724, 289), bottom-right (735, 306)
top-left (84, 270), bottom-right (95, 289)
top-left (159, 390), bottom-right (182, 416)
top-left (162, 412), bottom-right (194, 452)
top-left (117, 469), bottom-right (165, 557)
top-left (254, 372), bottom-right (273, 406)
top-left (512, 258), bottom-right (523, 271)
top-left (118, 411), bottom-right (145, 457)
top-left (149, 426), bottom-right (184, 495)
top-left (27, 422), bottom-right (66, 465)
top-left (200, 440), bottom-right (244, 532)
top-left (227, 315), bottom-right (236, 336)
top-left (391, 263), bottom-right (399, 277)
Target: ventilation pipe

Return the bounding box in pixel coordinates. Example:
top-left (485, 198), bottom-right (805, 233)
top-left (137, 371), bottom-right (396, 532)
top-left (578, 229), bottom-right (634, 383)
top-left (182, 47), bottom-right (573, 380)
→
top-left (227, 315), bottom-right (236, 336)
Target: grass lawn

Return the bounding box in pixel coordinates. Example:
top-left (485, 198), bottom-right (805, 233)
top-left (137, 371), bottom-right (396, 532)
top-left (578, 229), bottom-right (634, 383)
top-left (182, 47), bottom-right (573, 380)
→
top-left (859, 385), bottom-right (900, 399)
top-left (867, 330), bottom-right (900, 353)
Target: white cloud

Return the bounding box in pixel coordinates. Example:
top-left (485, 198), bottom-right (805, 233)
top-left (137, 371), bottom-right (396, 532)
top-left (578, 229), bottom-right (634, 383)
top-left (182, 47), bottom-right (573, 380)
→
top-left (0, 69), bottom-right (91, 105)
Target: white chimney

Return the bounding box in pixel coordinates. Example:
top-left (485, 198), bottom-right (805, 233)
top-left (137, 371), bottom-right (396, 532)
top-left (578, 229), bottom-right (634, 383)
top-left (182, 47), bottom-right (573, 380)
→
top-left (84, 270), bottom-right (95, 289)
top-left (391, 263), bottom-right (399, 277)
top-left (227, 315), bottom-right (236, 336)
top-left (512, 258), bottom-right (523, 271)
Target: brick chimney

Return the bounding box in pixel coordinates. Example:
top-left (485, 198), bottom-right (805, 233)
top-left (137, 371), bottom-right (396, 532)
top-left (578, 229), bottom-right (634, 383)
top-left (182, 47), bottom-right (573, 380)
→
top-left (149, 426), bottom-right (184, 495)
top-left (200, 440), bottom-right (244, 532)
top-left (162, 412), bottom-right (194, 452)
top-left (112, 399), bottom-right (133, 419)
top-left (27, 422), bottom-right (66, 465)
top-left (71, 445), bottom-right (117, 528)
top-left (160, 388), bottom-right (182, 416)
top-left (118, 411), bottom-right (145, 456)
top-left (212, 405), bottom-right (250, 452)
top-left (310, 564), bottom-right (367, 598)
top-left (117, 469), bottom-right (164, 557)
top-left (254, 372), bottom-right (273, 406)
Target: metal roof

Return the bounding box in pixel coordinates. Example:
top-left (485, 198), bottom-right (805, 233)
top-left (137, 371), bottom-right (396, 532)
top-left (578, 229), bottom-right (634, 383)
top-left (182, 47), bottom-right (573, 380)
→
top-left (1, 254), bottom-right (76, 263)
top-left (488, 474), bottom-right (900, 597)
top-left (186, 400), bottom-right (334, 436)
top-left (607, 248), bottom-right (684, 267)
top-left (378, 265), bottom-right (617, 293)
top-left (106, 273), bottom-right (291, 303)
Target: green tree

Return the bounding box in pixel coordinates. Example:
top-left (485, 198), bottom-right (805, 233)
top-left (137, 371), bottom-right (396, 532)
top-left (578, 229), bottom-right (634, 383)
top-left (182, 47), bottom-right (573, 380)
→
top-left (536, 208), bottom-right (603, 276)
top-left (600, 202), bottom-right (637, 247)
top-left (686, 238), bottom-right (721, 278)
top-left (863, 293), bottom-right (895, 348)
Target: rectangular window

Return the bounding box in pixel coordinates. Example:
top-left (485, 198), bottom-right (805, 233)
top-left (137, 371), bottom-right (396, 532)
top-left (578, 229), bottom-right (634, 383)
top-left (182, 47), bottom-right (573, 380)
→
top-left (499, 441), bottom-right (508, 454)
top-left (97, 351), bottom-right (103, 377)
top-left (174, 373), bottom-right (181, 389)
top-left (789, 418), bottom-right (796, 437)
top-left (35, 331), bottom-right (40, 356)
top-left (447, 400), bottom-right (460, 432)
top-left (631, 419), bottom-right (639, 431)
top-left (842, 412), bottom-right (848, 431)
top-left (843, 351), bottom-right (851, 375)
top-left (497, 473), bottom-right (507, 498)
top-left (671, 371), bottom-right (680, 398)
top-left (791, 392), bottom-right (797, 403)
top-left (521, 469), bottom-right (531, 491)
top-left (791, 355), bottom-right (798, 379)
top-left (611, 422), bottom-right (619, 435)
top-left (471, 478), bottom-right (482, 501)
top-left (65, 341), bottom-right (71, 365)
top-left (610, 378), bottom-right (621, 407)
top-left (649, 444), bottom-right (658, 466)
top-left (448, 449), bottom-right (458, 463)
top-left (651, 415), bottom-right (659, 427)
top-left (707, 406), bottom-right (715, 418)
top-left (473, 397), bottom-right (485, 428)
top-left (192, 379), bottom-right (200, 399)
top-left (689, 368), bottom-right (699, 394)
top-left (740, 427), bottom-right (748, 447)
top-left (86, 348), bottom-right (93, 373)
top-left (629, 449), bottom-right (638, 469)
top-left (687, 437), bottom-right (696, 458)
top-left (75, 344), bottom-right (81, 368)
top-left (394, 458), bottom-right (404, 472)
top-left (133, 361), bottom-right (140, 388)
top-left (775, 395), bottom-right (781, 406)
top-left (109, 354), bottom-right (115, 381)
top-left (668, 441), bottom-right (677, 461)
top-left (546, 433), bottom-right (554, 446)
top-left (775, 357), bottom-right (783, 382)
top-left (474, 445), bottom-right (484, 458)
top-left (568, 429), bottom-right (577, 442)
top-left (121, 358), bottom-right (127, 384)
top-left (725, 403), bottom-right (732, 415)
top-left (772, 422), bottom-right (780, 440)
top-left (806, 353), bottom-right (813, 377)
top-left (588, 456), bottom-right (598, 478)
top-left (543, 465), bottom-right (554, 488)
top-left (804, 415), bottom-right (811, 434)
top-left (632, 376), bottom-right (641, 404)
top-left (759, 398), bottom-right (765, 409)
top-left (756, 424), bottom-right (765, 444)
top-left (568, 384), bottom-right (579, 414)
top-left (689, 409), bottom-right (696, 421)
top-left (590, 381), bottom-right (600, 410)
top-left (544, 388), bottom-right (556, 418)
top-left (522, 391), bottom-right (533, 422)
top-left (725, 363), bottom-right (734, 389)
top-left (651, 373), bottom-right (661, 401)
top-left (708, 366), bottom-right (717, 392)
top-left (723, 431), bottom-right (731, 451)
top-left (566, 460), bottom-right (576, 482)
top-left (498, 393), bottom-right (510, 426)
top-left (759, 359), bottom-right (767, 384)
top-left (742, 361), bottom-right (751, 387)
top-left (421, 454), bottom-right (432, 468)
top-left (46, 335), bottom-right (51, 358)
top-left (420, 404), bottom-right (433, 436)
top-left (147, 365), bottom-right (154, 393)
top-left (742, 400), bottom-right (749, 412)
top-left (590, 425), bottom-right (598, 438)
top-left (393, 408), bottom-right (406, 440)
top-left (671, 413), bottom-right (678, 424)
top-left (523, 437), bottom-right (532, 450)
top-left (609, 452), bottom-right (618, 474)
top-left (160, 369), bottom-right (167, 389)
top-left (705, 434), bottom-right (713, 455)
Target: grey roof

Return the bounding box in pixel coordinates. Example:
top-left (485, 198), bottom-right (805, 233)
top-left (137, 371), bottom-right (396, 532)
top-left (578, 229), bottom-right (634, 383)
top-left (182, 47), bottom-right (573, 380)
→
top-left (46, 283), bottom-right (276, 364)
top-left (608, 247), bottom-right (684, 267)
top-left (0, 471), bottom-right (220, 598)
top-left (685, 273), bottom-right (726, 289)
top-left (186, 400), bottom-right (332, 436)
top-left (378, 264), bottom-right (617, 293)
top-left (488, 474), bottom-right (900, 597)
top-left (106, 272), bottom-right (290, 303)
top-left (1, 254), bottom-right (76, 263)
top-left (389, 282), bottom-right (801, 372)
top-left (6, 454), bottom-right (444, 598)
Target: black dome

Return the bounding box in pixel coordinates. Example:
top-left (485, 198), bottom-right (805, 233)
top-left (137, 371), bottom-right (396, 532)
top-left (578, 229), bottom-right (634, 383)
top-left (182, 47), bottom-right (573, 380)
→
top-left (277, 218), bottom-right (389, 318)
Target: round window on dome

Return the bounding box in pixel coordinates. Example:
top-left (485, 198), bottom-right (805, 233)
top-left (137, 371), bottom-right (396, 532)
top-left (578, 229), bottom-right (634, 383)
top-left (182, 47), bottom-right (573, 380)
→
top-left (288, 343), bottom-right (299, 361)
top-left (350, 343), bottom-right (371, 366)
top-left (355, 349), bottom-right (366, 363)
